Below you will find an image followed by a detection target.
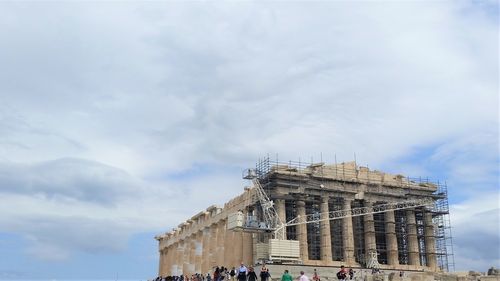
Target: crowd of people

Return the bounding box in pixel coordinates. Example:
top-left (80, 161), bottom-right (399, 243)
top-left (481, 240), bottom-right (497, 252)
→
top-left (151, 263), bottom-right (271, 281)
top-left (151, 264), bottom-right (358, 281)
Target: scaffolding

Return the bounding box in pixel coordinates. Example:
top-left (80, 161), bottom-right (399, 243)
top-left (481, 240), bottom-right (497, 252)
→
top-left (352, 200), bottom-right (366, 264)
top-left (433, 182), bottom-right (455, 271)
top-left (329, 197), bottom-right (344, 261)
top-left (306, 199), bottom-right (322, 260)
top-left (253, 156), bottom-right (454, 271)
top-left (373, 206), bottom-right (388, 265)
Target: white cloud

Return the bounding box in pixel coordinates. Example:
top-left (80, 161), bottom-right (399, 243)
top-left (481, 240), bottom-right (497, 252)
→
top-left (450, 194), bottom-right (500, 271)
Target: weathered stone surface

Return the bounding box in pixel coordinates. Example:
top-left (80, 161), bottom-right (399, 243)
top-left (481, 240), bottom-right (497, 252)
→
top-left (156, 162), bottom-right (444, 276)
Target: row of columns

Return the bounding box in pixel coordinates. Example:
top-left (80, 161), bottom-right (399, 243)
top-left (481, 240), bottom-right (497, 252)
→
top-left (159, 218), bottom-right (254, 277)
top-left (275, 197), bottom-right (437, 268)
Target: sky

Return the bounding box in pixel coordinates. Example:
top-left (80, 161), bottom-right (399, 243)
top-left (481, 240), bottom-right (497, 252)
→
top-left (0, 1), bottom-right (498, 280)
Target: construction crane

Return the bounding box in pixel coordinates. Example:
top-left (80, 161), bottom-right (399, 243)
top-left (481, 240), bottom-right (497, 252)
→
top-left (228, 168), bottom-right (435, 266)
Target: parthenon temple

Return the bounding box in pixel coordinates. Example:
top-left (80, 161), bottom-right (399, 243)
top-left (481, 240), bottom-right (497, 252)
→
top-left (155, 158), bottom-right (453, 277)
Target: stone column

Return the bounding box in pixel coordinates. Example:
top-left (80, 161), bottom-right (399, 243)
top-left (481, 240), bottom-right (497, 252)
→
top-left (195, 231), bottom-right (203, 274)
top-left (216, 220), bottom-right (226, 266)
top-left (165, 248), bottom-right (171, 276)
top-left (177, 241), bottom-right (186, 275)
top-left (275, 199), bottom-right (287, 239)
top-left (364, 201), bottom-right (377, 257)
top-left (242, 232), bottom-right (253, 266)
top-left (343, 198), bottom-right (355, 264)
top-left (189, 236), bottom-right (196, 274)
top-left (225, 230), bottom-right (236, 268)
top-left (406, 209), bottom-right (420, 265)
top-left (161, 246), bottom-right (172, 276)
top-left (297, 200), bottom-right (309, 261)
top-left (159, 248), bottom-right (164, 276)
top-left (209, 224), bottom-right (218, 269)
top-left (169, 245), bottom-right (177, 275)
top-left (183, 240), bottom-right (190, 275)
top-left (275, 199), bottom-right (286, 222)
top-left (233, 230), bottom-right (243, 265)
top-left (424, 211), bottom-right (437, 269)
top-left (320, 196), bottom-right (333, 262)
top-left (202, 228), bottom-right (211, 274)
top-left (385, 210), bottom-right (399, 265)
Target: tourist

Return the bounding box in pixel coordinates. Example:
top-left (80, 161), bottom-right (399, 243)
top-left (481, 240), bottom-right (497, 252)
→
top-left (337, 266), bottom-right (348, 281)
top-left (214, 267), bottom-right (220, 281)
top-left (281, 270), bottom-right (293, 281)
top-left (348, 269), bottom-right (354, 280)
top-left (238, 263), bottom-right (248, 281)
top-left (312, 269), bottom-right (320, 281)
top-left (230, 267), bottom-right (237, 281)
top-left (260, 264), bottom-right (269, 281)
top-left (247, 267), bottom-right (258, 281)
top-left (299, 271), bottom-right (309, 281)
top-left (220, 267), bottom-right (227, 281)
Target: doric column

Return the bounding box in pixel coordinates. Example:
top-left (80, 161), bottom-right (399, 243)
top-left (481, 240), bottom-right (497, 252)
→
top-left (226, 230), bottom-right (236, 267)
top-left (424, 211), bottom-right (437, 269)
top-left (169, 245), bottom-right (176, 275)
top-left (164, 246), bottom-right (173, 275)
top-left (195, 231), bottom-right (203, 274)
top-left (406, 209), bottom-right (420, 265)
top-left (183, 240), bottom-right (190, 275)
top-left (209, 223), bottom-right (218, 268)
top-left (225, 215), bottom-right (237, 267)
top-left (202, 227), bottom-right (210, 274)
top-left (242, 232), bottom-right (253, 266)
top-left (320, 196), bottom-right (333, 262)
top-left (364, 201), bottom-right (377, 257)
top-left (216, 220), bottom-right (226, 266)
top-left (159, 248), bottom-right (165, 276)
top-left (176, 241), bottom-right (183, 275)
top-left (385, 210), bottom-right (399, 265)
top-left (275, 199), bottom-right (287, 239)
top-left (189, 236), bottom-right (196, 274)
top-left (165, 248), bottom-right (171, 276)
top-left (176, 242), bottom-right (184, 276)
top-left (343, 198), bottom-right (355, 264)
top-left (297, 200), bottom-right (309, 261)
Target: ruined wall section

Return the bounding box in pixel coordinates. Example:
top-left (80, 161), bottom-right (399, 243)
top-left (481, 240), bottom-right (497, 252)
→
top-left (156, 187), bottom-right (258, 276)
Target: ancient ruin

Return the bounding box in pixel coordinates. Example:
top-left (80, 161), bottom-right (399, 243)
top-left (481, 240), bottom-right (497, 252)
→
top-left (155, 158), bottom-right (454, 278)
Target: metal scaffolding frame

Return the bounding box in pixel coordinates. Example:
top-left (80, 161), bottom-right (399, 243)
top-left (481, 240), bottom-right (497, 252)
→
top-left (395, 209), bottom-right (409, 265)
top-left (253, 156), bottom-right (455, 271)
top-left (329, 197), bottom-right (344, 261)
top-left (306, 199), bottom-right (322, 260)
top-left (352, 200), bottom-right (366, 264)
top-left (373, 206), bottom-right (388, 265)
top-left (433, 182), bottom-right (455, 271)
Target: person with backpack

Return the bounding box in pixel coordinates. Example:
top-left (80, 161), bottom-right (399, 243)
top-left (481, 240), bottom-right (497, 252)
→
top-left (229, 267), bottom-right (236, 281)
top-left (337, 266), bottom-right (348, 281)
top-left (220, 267), bottom-right (227, 281)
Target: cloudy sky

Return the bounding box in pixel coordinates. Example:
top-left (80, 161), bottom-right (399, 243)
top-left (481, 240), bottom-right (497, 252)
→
top-left (0, 1), bottom-right (498, 279)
